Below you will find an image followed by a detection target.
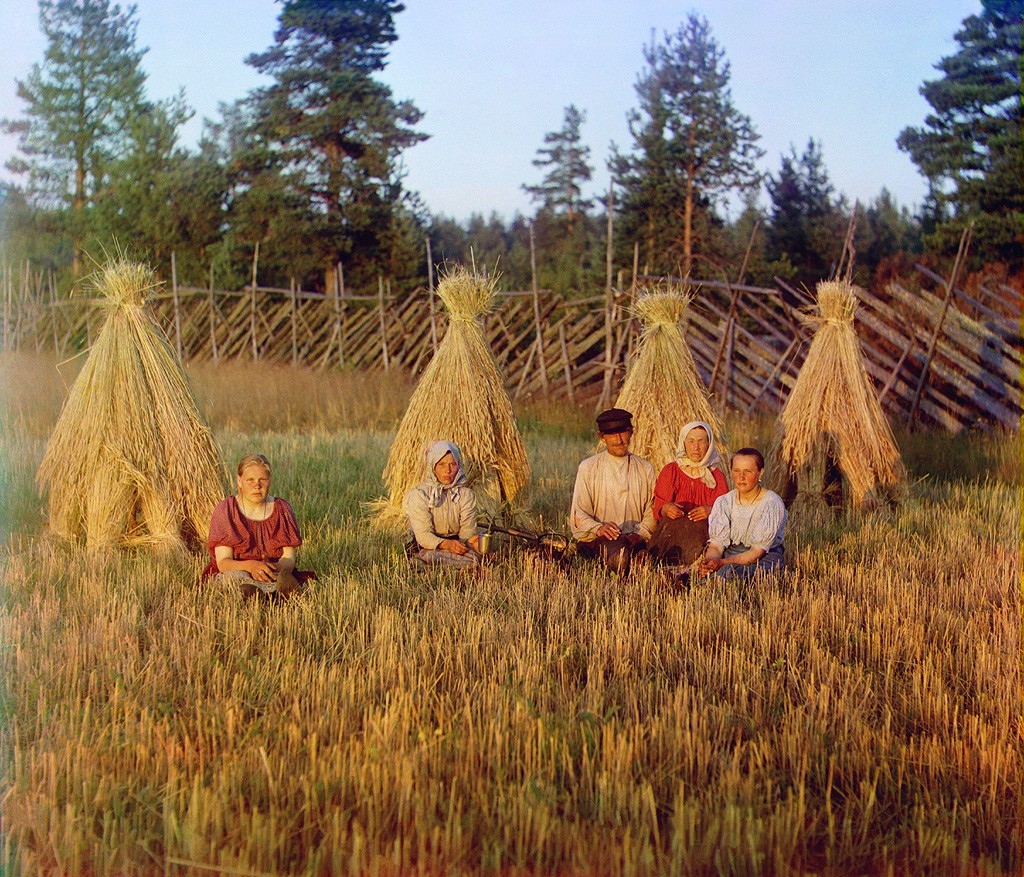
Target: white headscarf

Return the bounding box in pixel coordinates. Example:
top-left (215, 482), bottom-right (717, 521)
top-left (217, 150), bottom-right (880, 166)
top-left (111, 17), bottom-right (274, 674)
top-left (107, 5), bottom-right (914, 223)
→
top-left (674, 421), bottom-right (720, 489)
top-left (422, 440), bottom-right (467, 508)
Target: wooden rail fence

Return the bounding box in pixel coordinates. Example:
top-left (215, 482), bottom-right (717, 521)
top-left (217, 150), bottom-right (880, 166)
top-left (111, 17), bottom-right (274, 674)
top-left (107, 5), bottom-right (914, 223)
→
top-left (1, 263), bottom-right (1019, 432)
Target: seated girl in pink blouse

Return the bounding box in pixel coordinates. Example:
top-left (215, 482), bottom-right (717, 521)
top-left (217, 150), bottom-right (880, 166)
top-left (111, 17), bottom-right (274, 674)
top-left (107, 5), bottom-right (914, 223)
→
top-left (203, 454), bottom-right (316, 596)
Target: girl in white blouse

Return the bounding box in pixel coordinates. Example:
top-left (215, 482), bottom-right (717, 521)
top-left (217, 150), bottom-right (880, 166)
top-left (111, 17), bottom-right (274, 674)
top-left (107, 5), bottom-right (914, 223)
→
top-left (699, 448), bottom-right (786, 579)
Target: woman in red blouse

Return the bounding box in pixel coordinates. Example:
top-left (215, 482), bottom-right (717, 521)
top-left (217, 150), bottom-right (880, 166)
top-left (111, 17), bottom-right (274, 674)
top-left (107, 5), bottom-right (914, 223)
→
top-left (203, 454), bottom-right (315, 596)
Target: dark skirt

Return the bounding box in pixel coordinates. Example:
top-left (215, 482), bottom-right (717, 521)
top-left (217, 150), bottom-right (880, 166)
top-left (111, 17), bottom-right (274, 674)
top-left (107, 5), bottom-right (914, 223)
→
top-left (647, 516), bottom-right (709, 566)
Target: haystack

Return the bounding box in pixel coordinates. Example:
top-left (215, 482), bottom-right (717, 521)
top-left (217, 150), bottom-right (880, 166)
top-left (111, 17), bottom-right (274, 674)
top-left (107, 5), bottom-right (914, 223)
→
top-left (773, 279), bottom-right (905, 508)
top-left (375, 265), bottom-right (529, 525)
top-left (614, 283), bottom-right (727, 470)
top-left (37, 258), bottom-right (226, 551)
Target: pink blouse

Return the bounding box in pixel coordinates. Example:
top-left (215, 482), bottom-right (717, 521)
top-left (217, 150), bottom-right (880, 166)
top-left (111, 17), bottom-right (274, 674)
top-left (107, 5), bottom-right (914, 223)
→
top-left (202, 495), bottom-right (302, 579)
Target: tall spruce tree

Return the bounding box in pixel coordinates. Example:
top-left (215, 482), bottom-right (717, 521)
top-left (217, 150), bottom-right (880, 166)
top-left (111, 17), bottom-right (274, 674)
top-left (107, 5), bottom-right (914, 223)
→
top-left (523, 105), bottom-right (593, 229)
top-left (2, 0), bottom-right (150, 275)
top-left (610, 14), bottom-right (763, 276)
top-left (765, 139), bottom-right (846, 285)
top-left (244, 0), bottom-right (427, 288)
top-left (897, 0), bottom-right (1022, 269)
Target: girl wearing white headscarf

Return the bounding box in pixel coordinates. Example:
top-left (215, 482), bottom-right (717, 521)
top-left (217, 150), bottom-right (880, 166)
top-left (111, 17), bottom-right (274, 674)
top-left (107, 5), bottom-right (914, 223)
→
top-left (404, 440), bottom-right (480, 568)
top-left (647, 421), bottom-right (729, 570)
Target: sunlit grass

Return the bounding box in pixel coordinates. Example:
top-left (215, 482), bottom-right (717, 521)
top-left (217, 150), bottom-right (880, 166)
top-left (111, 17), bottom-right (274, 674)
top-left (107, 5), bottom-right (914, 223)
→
top-left (0, 352), bottom-right (1018, 876)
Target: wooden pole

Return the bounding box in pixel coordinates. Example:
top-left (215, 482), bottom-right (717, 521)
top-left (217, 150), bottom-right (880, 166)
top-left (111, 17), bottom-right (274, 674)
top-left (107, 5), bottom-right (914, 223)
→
top-left (378, 274), bottom-right (390, 371)
top-left (877, 339), bottom-right (915, 405)
top-left (529, 224), bottom-right (548, 394)
top-left (559, 322), bottom-right (575, 402)
top-left (906, 222), bottom-right (972, 429)
top-left (337, 261), bottom-right (347, 366)
top-left (333, 262), bottom-right (344, 367)
top-left (33, 267), bottom-right (42, 353)
top-left (290, 277), bottom-right (298, 366)
top-left (631, 241), bottom-right (639, 291)
top-left (745, 338), bottom-right (799, 414)
top-left (709, 220), bottom-right (759, 395)
top-left (835, 202), bottom-right (859, 281)
top-left (601, 182), bottom-right (614, 410)
top-left (250, 241), bottom-right (260, 361)
top-left (605, 182), bottom-right (614, 293)
top-left (2, 262), bottom-right (9, 351)
top-left (171, 251), bottom-right (183, 361)
top-left (426, 236), bottom-right (438, 352)
top-left (208, 262), bottom-right (219, 362)
top-left (48, 271), bottom-right (60, 355)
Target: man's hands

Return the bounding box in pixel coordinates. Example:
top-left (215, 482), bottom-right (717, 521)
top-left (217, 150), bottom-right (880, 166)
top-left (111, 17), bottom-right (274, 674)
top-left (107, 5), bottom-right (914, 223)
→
top-left (595, 523), bottom-right (644, 548)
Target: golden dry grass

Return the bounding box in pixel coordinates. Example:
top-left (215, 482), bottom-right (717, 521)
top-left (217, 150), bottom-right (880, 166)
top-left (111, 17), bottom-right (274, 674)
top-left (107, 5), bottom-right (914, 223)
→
top-left (615, 284), bottom-right (727, 471)
top-left (0, 354), bottom-right (1019, 876)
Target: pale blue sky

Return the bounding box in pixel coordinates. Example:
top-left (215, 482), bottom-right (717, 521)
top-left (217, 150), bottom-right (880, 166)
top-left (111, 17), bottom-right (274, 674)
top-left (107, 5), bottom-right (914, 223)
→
top-left (0, 0), bottom-right (979, 221)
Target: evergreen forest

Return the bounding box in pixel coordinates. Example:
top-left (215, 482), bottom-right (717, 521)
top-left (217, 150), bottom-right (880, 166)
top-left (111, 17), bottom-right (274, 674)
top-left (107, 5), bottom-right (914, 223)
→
top-left (1, 0), bottom-right (1020, 296)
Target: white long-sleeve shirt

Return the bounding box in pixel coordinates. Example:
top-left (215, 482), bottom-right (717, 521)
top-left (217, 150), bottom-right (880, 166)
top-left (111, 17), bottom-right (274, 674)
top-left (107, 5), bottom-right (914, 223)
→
top-left (569, 451), bottom-right (656, 542)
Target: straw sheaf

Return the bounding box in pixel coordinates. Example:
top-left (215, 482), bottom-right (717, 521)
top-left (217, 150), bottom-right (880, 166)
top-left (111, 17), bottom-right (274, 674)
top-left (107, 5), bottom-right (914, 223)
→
top-left (375, 266), bottom-right (529, 526)
top-left (37, 259), bottom-right (227, 550)
top-left (614, 284), bottom-right (727, 471)
top-left (777, 279), bottom-right (905, 506)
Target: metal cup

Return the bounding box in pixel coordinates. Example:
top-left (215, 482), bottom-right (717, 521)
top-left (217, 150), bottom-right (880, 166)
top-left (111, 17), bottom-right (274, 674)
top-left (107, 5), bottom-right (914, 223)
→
top-left (478, 533), bottom-right (493, 555)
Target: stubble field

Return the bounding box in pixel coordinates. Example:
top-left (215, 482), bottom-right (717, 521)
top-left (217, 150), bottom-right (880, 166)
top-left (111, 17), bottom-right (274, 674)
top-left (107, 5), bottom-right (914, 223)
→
top-left (0, 352), bottom-right (1019, 876)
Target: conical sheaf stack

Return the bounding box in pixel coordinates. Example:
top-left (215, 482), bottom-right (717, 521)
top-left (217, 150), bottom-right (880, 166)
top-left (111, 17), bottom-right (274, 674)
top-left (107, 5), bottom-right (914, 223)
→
top-left (614, 283), bottom-right (726, 470)
top-left (775, 279), bottom-right (905, 507)
top-left (376, 265), bottom-right (530, 525)
top-left (37, 258), bottom-right (226, 551)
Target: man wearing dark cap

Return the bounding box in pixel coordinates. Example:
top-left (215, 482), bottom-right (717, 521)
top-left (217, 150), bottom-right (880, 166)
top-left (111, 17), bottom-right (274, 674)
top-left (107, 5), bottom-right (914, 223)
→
top-left (569, 408), bottom-right (657, 574)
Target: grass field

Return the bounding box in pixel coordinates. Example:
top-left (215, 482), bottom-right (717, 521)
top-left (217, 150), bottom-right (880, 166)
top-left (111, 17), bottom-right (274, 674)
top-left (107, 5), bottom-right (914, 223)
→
top-left (0, 352), bottom-right (1019, 876)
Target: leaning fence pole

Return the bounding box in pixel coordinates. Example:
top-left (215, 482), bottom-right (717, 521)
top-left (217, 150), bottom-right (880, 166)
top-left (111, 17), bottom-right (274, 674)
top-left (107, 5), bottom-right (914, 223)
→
top-left (906, 222), bottom-right (972, 429)
top-left (2, 262), bottom-right (9, 351)
top-left (529, 224), bottom-right (549, 394)
top-left (558, 322), bottom-right (575, 402)
top-left (378, 274), bottom-right (390, 372)
top-left (332, 263), bottom-right (344, 367)
top-left (290, 277), bottom-right (298, 366)
top-left (425, 237), bottom-right (438, 352)
top-left (250, 241), bottom-right (260, 361)
top-left (709, 219), bottom-right (759, 396)
top-left (48, 271), bottom-right (60, 355)
top-left (601, 182), bottom-right (615, 410)
top-left (207, 262), bottom-right (219, 362)
top-left (171, 251), bottom-right (183, 361)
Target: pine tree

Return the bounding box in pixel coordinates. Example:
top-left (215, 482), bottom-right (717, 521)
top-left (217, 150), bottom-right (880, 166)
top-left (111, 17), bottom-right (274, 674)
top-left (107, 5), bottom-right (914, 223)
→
top-left (610, 14), bottom-right (763, 276)
top-left (897, 0), bottom-right (1022, 269)
top-left (244, 0), bottom-right (427, 287)
top-left (2, 0), bottom-right (150, 275)
top-left (523, 105), bottom-right (593, 229)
